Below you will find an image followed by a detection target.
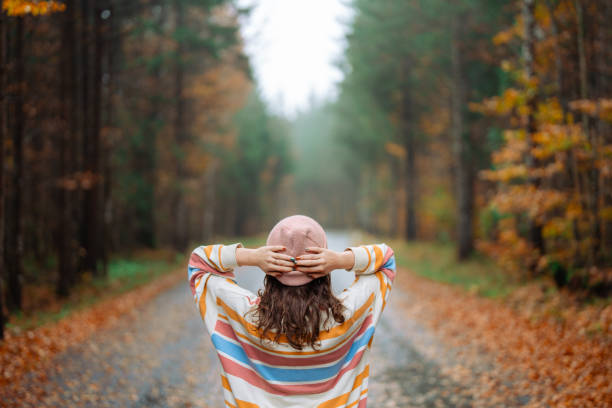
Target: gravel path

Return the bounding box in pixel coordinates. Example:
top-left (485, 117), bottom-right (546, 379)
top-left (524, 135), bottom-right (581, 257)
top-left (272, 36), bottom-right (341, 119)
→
top-left (20, 233), bottom-right (511, 407)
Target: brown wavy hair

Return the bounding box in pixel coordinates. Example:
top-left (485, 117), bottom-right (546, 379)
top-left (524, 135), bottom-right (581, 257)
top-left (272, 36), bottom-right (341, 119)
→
top-left (249, 275), bottom-right (346, 350)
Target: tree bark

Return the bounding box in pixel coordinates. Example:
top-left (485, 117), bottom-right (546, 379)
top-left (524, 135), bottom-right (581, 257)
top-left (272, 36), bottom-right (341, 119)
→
top-left (451, 17), bottom-right (474, 260)
top-left (6, 16), bottom-right (25, 311)
top-left (102, 1), bottom-right (117, 264)
top-left (401, 59), bottom-right (417, 240)
top-left (202, 161), bottom-right (217, 242)
top-left (89, 0), bottom-right (104, 275)
top-left (78, 0), bottom-right (100, 275)
top-left (134, 5), bottom-right (165, 248)
top-left (0, 8), bottom-right (7, 339)
top-left (545, 0), bottom-right (566, 111)
top-left (172, 0), bottom-right (188, 250)
top-left (57, 0), bottom-right (79, 297)
top-left (575, 0), bottom-right (602, 265)
top-left (596, 0), bottom-right (612, 260)
top-left (522, 0), bottom-right (545, 268)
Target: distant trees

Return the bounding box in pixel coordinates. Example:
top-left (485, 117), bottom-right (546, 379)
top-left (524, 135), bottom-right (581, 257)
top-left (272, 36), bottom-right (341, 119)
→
top-left (331, 0), bottom-right (612, 289)
top-left (334, 0), bottom-right (509, 251)
top-left (476, 0), bottom-right (612, 288)
top-left (335, 0), bottom-right (424, 239)
top-left (0, 0), bottom-right (289, 338)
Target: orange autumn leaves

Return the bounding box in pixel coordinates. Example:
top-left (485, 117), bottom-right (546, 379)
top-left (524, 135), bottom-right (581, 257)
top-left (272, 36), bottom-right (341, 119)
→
top-left (471, 1), bottom-right (612, 278)
top-left (2, 0), bottom-right (65, 16)
top-left (395, 269), bottom-right (612, 408)
top-left (0, 269), bottom-right (185, 403)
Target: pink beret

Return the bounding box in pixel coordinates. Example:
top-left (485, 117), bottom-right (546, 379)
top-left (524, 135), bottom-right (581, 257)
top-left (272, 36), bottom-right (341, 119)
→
top-left (266, 215), bottom-right (327, 286)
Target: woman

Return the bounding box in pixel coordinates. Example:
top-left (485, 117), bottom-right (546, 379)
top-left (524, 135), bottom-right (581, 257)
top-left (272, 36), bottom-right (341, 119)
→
top-left (187, 215), bottom-right (396, 407)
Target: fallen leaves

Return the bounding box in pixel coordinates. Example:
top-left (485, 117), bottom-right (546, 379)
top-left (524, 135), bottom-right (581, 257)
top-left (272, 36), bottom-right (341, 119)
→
top-left (0, 268), bottom-right (185, 405)
top-left (395, 268), bottom-right (612, 407)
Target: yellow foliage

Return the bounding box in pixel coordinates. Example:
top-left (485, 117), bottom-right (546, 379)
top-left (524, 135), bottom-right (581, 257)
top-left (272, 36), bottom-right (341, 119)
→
top-left (491, 186), bottom-right (566, 219)
top-left (479, 0), bottom-right (612, 280)
top-left (542, 218), bottom-right (570, 239)
top-left (385, 142), bottom-right (406, 159)
top-left (536, 99), bottom-right (564, 124)
top-left (491, 140), bottom-right (527, 164)
top-left (482, 164), bottom-right (527, 182)
top-left (2, 0), bottom-right (65, 15)
top-left (492, 28), bottom-right (517, 46)
top-left (531, 123), bottom-right (584, 159)
top-left (529, 161), bottom-right (564, 178)
top-left (600, 207), bottom-right (612, 221)
top-left (569, 98), bottom-right (612, 122)
top-left (517, 104), bottom-right (530, 118)
top-left (500, 60), bottom-right (514, 72)
top-left (569, 99), bottom-right (598, 116)
top-left (599, 99), bottom-right (612, 122)
top-left (420, 107), bottom-right (449, 137)
top-left (470, 88), bottom-right (523, 116)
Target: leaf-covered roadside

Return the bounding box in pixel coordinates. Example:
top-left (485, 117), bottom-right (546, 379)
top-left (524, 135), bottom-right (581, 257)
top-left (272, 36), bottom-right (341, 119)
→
top-left (0, 268), bottom-right (185, 404)
top-left (395, 268), bottom-right (612, 407)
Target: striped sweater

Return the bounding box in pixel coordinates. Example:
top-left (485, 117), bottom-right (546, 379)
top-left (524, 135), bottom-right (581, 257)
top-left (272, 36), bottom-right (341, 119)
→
top-left (187, 243), bottom-right (396, 408)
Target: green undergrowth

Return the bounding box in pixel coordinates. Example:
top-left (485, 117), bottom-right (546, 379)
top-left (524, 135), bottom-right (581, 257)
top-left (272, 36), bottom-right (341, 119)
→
top-left (9, 250), bottom-right (186, 332)
top-left (210, 234), bottom-right (268, 249)
top-left (103, 253), bottom-right (185, 293)
top-left (10, 236), bottom-right (268, 332)
top-left (381, 237), bottom-right (518, 299)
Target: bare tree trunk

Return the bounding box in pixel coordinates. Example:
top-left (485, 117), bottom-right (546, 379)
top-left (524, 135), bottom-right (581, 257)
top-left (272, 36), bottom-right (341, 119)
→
top-left (401, 59), bottom-right (417, 240)
top-left (202, 161), bottom-right (217, 242)
top-left (575, 0), bottom-right (602, 265)
top-left (389, 159), bottom-right (400, 237)
top-left (136, 5), bottom-right (165, 248)
top-left (102, 1), bottom-right (117, 264)
top-left (451, 17), bottom-right (474, 260)
top-left (6, 16), bottom-right (25, 311)
top-left (78, 0), bottom-right (106, 275)
top-left (89, 0), bottom-right (104, 275)
top-left (596, 0), bottom-right (612, 260)
top-left (522, 0), bottom-right (545, 270)
top-left (545, 0), bottom-right (566, 111)
top-left (545, 0), bottom-right (585, 264)
top-left (173, 0), bottom-right (188, 250)
top-left (57, 0), bottom-right (78, 297)
top-left (404, 135), bottom-right (417, 240)
top-left (0, 9), bottom-right (7, 339)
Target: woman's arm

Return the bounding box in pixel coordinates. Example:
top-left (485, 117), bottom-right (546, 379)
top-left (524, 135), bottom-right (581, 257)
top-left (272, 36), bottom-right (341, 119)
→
top-left (345, 244), bottom-right (395, 281)
top-left (294, 248), bottom-right (355, 278)
top-left (295, 244), bottom-right (395, 282)
top-left (188, 243), bottom-right (242, 296)
top-left (236, 246), bottom-right (295, 278)
top-left (189, 244), bottom-right (296, 292)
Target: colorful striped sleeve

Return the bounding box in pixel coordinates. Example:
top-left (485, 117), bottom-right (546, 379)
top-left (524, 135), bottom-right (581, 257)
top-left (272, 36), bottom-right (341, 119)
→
top-left (188, 243), bottom-right (252, 332)
top-left (340, 243), bottom-right (396, 327)
top-left (188, 243), bottom-right (242, 295)
top-left (346, 243), bottom-right (396, 282)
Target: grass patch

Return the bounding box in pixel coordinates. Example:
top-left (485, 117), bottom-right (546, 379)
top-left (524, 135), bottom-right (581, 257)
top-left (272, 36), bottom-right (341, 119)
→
top-left (206, 234), bottom-right (267, 249)
top-left (9, 250), bottom-right (185, 332)
top-left (103, 252), bottom-right (185, 293)
top-left (10, 236), bottom-right (268, 332)
top-left (386, 238), bottom-right (518, 298)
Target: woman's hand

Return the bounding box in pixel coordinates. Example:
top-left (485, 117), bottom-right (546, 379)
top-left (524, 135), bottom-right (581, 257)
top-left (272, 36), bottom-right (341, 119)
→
top-left (295, 248), bottom-right (355, 279)
top-left (236, 246), bottom-right (294, 278)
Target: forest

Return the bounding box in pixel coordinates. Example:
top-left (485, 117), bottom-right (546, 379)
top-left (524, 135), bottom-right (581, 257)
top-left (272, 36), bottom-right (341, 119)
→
top-left (302, 0), bottom-right (612, 290)
top-left (1, 0), bottom-right (611, 341)
top-left (0, 0), bottom-right (293, 339)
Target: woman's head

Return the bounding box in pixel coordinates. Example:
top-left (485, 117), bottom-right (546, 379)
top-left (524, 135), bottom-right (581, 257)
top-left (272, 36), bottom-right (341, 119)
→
top-left (265, 215), bottom-right (327, 286)
top-left (251, 215), bottom-right (346, 350)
